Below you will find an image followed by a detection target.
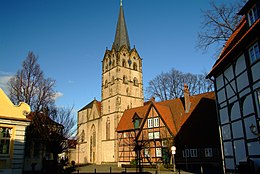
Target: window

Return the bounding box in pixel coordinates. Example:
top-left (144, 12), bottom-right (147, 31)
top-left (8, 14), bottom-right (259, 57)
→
top-left (81, 130), bottom-right (85, 143)
top-left (156, 148), bottom-right (162, 157)
top-left (111, 76), bottom-right (115, 84)
top-left (154, 117), bottom-right (159, 127)
top-left (190, 149), bottom-right (198, 157)
top-left (123, 75), bottom-right (128, 84)
top-left (148, 132), bottom-right (153, 139)
top-left (122, 59), bottom-right (126, 67)
top-left (106, 117), bottom-right (110, 140)
top-left (133, 77), bottom-right (138, 86)
top-left (93, 129), bottom-right (96, 147)
top-left (256, 89), bottom-right (260, 113)
top-left (182, 149), bottom-right (189, 158)
top-left (154, 132), bottom-right (160, 139)
top-left (133, 62), bottom-right (137, 70)
top-left (128, 59), bottom-right (132, 66)
top-left (148, 132), bottom-right (159, 139)
top-left (249, 42), bottom-right (260, 63)
top-left (148, 118), bottom-right (153, 128)
top-left (248, 5), bottom-right (259, 26)
top-left (144, 148), bottom-right (150, 157)
top-left (0, 127), bottom-right (12, 154)
top-left (134, 119), bottom-right (140, 129)
top-left (205, 148), bottom-right (213, 157)
top-left (105, 80), bottom-right (108, 88)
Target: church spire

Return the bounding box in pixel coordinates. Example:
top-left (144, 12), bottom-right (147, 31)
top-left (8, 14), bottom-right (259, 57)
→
top-left (113, 0), bottom-right (130, 51)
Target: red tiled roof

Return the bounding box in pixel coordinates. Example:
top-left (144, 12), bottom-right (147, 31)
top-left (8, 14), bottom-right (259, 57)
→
top-left (116, 104), bottom-right (150, 132)
top-left (116, 92), bottom-right (215, 137)
top-left (153, 103), bottom-right (177, 135)
top-left (159, 92), bottom-right (215, 133)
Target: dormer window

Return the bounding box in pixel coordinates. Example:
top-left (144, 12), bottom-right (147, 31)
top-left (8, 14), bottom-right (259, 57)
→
top-left (133, 114), bottom-right (141, 129)
top-left (247, 5), bottom-right (259, 26)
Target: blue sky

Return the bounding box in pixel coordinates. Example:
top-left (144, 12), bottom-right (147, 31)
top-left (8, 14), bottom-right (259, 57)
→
top-left (0, 0), bottom-right (234, 112)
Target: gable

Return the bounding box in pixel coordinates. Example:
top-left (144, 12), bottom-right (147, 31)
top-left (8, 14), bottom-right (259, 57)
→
top-left (0, 88), bottom-right (31, 121)
top-left (78, 100), bottom-right (101, 123)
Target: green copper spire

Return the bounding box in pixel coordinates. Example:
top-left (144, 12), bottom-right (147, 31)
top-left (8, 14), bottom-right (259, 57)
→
top-left (113, 0), bottom-right (130, 51)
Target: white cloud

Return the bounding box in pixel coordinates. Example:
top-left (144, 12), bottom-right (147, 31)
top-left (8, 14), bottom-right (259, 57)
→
top-left (54, 91), bottom-right (64, 100)
top-left (0, 74), bottom-right (13, 94)
top-left (68, 80), bottom-right (75, 84)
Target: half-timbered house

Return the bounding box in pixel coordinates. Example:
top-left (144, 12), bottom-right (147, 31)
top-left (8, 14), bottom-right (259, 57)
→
top-left (116, 100), bottom-right (176, 167)
top-left (116, 86), bottom-right (222, 172)
top-left (207, 0), bottom-right (260, 172)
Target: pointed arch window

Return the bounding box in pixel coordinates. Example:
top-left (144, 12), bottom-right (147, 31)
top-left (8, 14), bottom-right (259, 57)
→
top-left (133, 62), bottom-right (137, 71)
top-left (133, 77), bottom-right (138, 86)
top-left (105, 80), bottom-right (108, 88)
top-left (106, 117), bottom-right (110, 140)
top-left (122, 59), bottom-right (126, 67)
top-left (111, 76), bottom-right (115, 84)
top-left (123, 75), bottom-right (128, 84)
top-left (112, 60), bottom-right (115, 67)
top-left (81, 130), bottom-right (85, 143)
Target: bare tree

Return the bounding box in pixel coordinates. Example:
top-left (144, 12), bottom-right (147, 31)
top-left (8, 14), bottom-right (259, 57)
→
top-left (49, 106), bottom-right (77, 139)
top-left (8, 51), bottom-right (56, 112)
top-left (145, 68), bottom-right (214, 101)
top-left (8, 52), bottom-right (76, 169)
top-left (197, 1), bottom-right (244, 56)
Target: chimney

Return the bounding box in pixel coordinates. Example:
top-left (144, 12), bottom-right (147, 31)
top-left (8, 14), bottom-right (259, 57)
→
top-left (184, 84), bottom-right (191, 113)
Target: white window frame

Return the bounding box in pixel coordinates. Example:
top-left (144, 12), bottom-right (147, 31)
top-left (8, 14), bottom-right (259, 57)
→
top-left (205, 148), bottom-right (213, 157)
top-left (247, 5), bottom-right (259, 26)
top-left (0, 127), bottom-right (12, 155)
top-left (154, 117), bottom-right (159, 127)
top-left (154, 132), bottom-right (160, 139)
top-left (144, 148), bottom-right (150, 157)
top-left (148, 118), bottom-right (153, 128)
top-left (182, 149), bottom-right (189, 158)
top-left (156, 148), bottom-right (162, 157)
top-left (148, 132), bottom-right (153, 139)
top-left (249, 42), bottom-right (260, 63)
top-left (256, 89), bottom-right (260, 116)
top-left (190, 149), bottom-right (198, 157)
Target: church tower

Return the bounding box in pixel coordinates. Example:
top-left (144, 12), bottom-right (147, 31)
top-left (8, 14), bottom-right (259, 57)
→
top-left (101, 1), bottom-right (144, 162)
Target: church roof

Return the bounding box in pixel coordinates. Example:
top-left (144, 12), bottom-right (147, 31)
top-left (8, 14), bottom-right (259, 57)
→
top-left (78, 99), bottom-right (101, 115)
top-left (112, 2), bottom-right (130, 51)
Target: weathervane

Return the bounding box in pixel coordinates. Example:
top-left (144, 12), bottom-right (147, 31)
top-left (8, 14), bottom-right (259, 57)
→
top-left (120, 0), bottom-right (123, 6)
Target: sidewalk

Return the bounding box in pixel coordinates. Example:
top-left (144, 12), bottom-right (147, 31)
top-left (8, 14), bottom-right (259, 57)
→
top-left (74, 164), bottom-right (195, 174)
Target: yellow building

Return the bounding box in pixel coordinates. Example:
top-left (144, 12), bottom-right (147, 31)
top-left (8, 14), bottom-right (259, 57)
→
top-left (0, 88), bottom-right (31, 174)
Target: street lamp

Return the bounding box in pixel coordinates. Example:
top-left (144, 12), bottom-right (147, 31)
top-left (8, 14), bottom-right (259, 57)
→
top-left (250, 123), bottom-right (260, 137)
top-left (171, 146), bottom-right (176, 172)
top-left (132, 115), bottom-right (142, 172)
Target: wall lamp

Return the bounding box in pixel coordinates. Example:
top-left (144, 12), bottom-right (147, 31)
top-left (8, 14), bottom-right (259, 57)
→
top-left (250, 123), bottom-right (260, 137)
